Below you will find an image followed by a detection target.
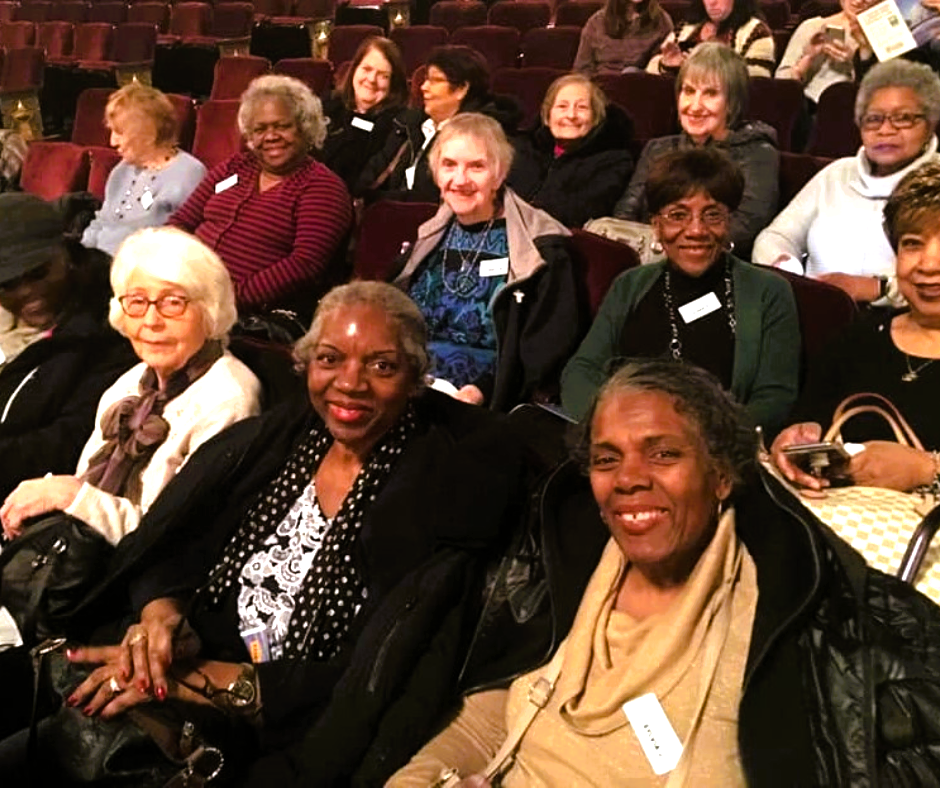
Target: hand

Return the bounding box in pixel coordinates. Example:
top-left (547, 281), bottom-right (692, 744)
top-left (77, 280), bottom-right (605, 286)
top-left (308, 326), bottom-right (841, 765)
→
top-left (845, 10), bottom-right (873, 55)
top-left (453, 385), bottom-right (485, 406)
top-left (455, 777), bottom-right (492, 788)
top-left (699, 21), bottom-right (718, 40)
top-left (923, 0), bottom-right (940, 11)
top-left (0, 476), bottom-right (83, 539)
top-left (821, 39), bottom-right (853, 63)
top-left (848, 442), bottom-right (936, 491)
top-left (815, 273), bottom-right (881, 302)
top-left (660, 39), bottom-right (684, 68)
top-left (771, 422), bottom-right (828, 491)
top-left (64, 645), bottom-right (153, 719)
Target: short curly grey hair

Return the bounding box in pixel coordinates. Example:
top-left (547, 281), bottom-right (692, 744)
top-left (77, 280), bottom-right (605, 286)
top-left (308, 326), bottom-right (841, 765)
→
top-left (429, 112), bottom-right (515, 187)
top-left (294, 281), bottom-right (430, 384)
top-left (856, 59), bottom-right (940, 128)
top-left (238, 74), bottom-right (327, 150)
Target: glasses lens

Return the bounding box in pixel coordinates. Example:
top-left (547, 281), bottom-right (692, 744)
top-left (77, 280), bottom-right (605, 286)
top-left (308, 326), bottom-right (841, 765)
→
top-left (158, 296), bottom-right (188, 317)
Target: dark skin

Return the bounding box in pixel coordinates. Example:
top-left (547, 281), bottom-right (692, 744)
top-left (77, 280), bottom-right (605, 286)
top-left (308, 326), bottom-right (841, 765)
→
top-left (0, 249), bottom-right (73, 331)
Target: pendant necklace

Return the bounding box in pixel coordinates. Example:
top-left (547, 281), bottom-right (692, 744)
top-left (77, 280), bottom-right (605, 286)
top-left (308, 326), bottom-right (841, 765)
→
top-left (441, 217), bottom-right (495, 298)
top-left (663, 256), bottom-right (736, 360)
top-left (902, 355), bottom-right (936, 382)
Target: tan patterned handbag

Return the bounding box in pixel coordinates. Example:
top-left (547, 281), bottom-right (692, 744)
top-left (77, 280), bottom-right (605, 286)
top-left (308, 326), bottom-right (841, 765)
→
top-left (765, 393), bottom-right (940, 603)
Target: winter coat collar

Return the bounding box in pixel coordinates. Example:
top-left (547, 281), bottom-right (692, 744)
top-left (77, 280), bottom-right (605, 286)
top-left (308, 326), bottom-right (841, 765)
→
top-left (851, 134), bottom-right (939, 198)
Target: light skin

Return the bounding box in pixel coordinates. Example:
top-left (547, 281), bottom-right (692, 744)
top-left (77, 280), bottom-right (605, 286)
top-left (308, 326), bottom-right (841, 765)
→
top-left (548, 82), bottom-right (595, 148)
top-left (108, 108), bottom-right (176, 169)
top-left (246, 97), bottom-right (308, 184)
top-left (353, 46), bottom-right (393, 114)
top-left (677, 76), bottom-right (730, 145)
top-left (651, 190), bottom-right (731, 277)
top-left (789, 0), bottom-right (863, 81)
top-left (67, 302), bottom-right (420, 716)
top-left (772, 223), bottom-right (940, 492)
top-left (422, 66), bottom-right (468, 126)
top-left (661, 0), bottom-right (733, 64)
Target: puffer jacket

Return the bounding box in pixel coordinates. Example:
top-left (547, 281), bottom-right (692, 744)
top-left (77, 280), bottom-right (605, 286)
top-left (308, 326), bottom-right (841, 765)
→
top-left (613, 121), bottom-right (779, 258)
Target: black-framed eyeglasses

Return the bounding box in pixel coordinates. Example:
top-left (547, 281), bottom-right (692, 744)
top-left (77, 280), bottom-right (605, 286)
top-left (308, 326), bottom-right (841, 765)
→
top-left (249, 121), bottom-right (295, 138)
top-left (118, 294), bottom-right (190, 318)
top-left (860, 111), bottom-right (926, 131)
top-left (658, 206), bottom-right (729, 228)
top-left (0, 261), bottom-right (53, 292)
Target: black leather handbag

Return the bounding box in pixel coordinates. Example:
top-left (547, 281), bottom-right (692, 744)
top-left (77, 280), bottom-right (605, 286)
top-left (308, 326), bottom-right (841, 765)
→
top-left (0, 513), bottom-right (114, 645)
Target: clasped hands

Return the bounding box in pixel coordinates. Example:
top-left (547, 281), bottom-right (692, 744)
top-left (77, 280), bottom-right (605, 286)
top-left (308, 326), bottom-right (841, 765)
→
top-left (0, 475), bottom-right (82, 540)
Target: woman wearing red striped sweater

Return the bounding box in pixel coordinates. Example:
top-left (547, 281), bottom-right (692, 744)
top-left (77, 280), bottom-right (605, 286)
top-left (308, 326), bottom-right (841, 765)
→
top-left (169, 75), bottom-right (353, 325)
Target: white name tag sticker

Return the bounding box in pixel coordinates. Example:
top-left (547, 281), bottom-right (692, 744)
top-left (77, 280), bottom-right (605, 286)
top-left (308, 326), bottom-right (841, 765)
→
top-left (214, 174), bottom-right (238, 193)
top-left (351, 116), bottom-right (375, 132)
top-left (140, 189), bottom-right (154, 210)
top-left (677, 291), bottom-right (722, 324)
top-left (623, 693), bottom-right (683, 775)
top-left (479, 257), bottom-right (509, 277)
top-left (404, 164), bottom-right (417, 190)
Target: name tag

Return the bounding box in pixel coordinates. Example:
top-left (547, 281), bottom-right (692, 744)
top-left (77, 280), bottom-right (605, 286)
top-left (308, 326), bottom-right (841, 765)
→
top-left (479, 257), bottom-right (509, 277)
top-left (215, 173), bottom-right (238, 193)
top-left (140, 189), bottom-right (154, 210)
top-left (351, 116), bottom-right (375, 132)
top-left (404, 164), bottom-right (417, 190)
top-left (677, 291), bottom-right (722, 324)
top-left (623, 693), bottom-right (683, 775)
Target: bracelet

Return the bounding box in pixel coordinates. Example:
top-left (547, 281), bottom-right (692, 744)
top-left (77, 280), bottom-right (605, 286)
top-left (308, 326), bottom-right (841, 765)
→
top-left (192, 663), bottom-right (261, 717)
top-left (929, 450), bottom-right (940, 495)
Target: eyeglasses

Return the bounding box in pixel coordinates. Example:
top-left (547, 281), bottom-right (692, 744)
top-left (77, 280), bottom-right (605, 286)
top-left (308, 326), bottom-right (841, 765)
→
top-left (658, 206), bottom-right (729, 227)
top-left (860, 111), bottom-right (926, 131)
top-left (249, 121), bottom-right (295, 138)
top-left (118, 294), bottom-right (190, 318)
top-left (0, 261), bottom-right (53, 292)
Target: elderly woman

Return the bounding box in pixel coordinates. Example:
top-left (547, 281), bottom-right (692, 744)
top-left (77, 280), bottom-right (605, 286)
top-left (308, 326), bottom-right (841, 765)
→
top-left (0, 193), bottom-right (134, 500)
top-left (0, 281), bottom-right (526, 785)
top-left (772, 160), bottom-right (940, 494)
top-left (507, 74), bottom-right (635, 228)
top-left (564, 147), bottom-right (799, 435)
top-left (615, 43), bottom-right (778, 257)
top-left (753, 59), bottom-right (940, 304)
top-left (321, 36), bottom-right (409, 191)
top-left (80, 83), bottom-right (206, 257)
top-left (168, 75), bottom-right (352, 324)
top-left (391, 359), bottom-right (940, 786)
top-left (356, 45), bottom-right (519, 204)
top-left (647, 0), bottom-right (775, 76)
top-left (573, 0), bottom-right (674, 76)
top-left (0, 227), bottom-right (262, 548)
top-left (395, 112), bottom-right (585, 411)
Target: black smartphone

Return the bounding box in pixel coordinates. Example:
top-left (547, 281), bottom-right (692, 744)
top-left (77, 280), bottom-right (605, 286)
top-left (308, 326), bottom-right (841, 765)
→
top-left (783, 442), bottom-right (851, 478)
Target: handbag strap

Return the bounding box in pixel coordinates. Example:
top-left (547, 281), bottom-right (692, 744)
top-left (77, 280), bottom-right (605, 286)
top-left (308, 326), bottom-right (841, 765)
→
top-left (367, 138), bottom-right (410, 192)
top-left (27, 638), bottom-right (67, 763)
top-left (825, 393), bottom-right (924, 449)
top-left (482, 642), bottom-right (567, 783)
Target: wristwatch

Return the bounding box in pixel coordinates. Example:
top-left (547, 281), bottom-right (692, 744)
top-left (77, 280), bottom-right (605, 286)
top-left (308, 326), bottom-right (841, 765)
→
top-left (198, 663), bottom-right (260, 716)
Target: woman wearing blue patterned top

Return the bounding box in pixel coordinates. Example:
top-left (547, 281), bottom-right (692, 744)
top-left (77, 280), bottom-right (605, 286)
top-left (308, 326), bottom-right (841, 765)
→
top-left (395, 113), bottom-right (588, 411)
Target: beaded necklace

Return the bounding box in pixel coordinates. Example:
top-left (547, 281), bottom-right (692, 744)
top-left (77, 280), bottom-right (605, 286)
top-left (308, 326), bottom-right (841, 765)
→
top-left (662, 256), bottom-right (736, 360)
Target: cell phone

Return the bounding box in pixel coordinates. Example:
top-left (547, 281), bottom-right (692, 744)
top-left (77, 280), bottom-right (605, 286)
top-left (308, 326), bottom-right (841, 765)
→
top-left (826, 25), bottom-right (846, 44)
top-left (783, 442), bottom-right (851, 478)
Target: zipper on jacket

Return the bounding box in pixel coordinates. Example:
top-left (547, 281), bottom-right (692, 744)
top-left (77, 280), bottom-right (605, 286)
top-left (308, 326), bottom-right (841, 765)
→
top-left (1, 366), bottom-right (38, 424)
top-left (367, 596), bottom-right (417, 694)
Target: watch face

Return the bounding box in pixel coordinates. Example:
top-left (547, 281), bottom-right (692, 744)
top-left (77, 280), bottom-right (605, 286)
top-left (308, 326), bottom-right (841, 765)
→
top-left (229, 677), bottom-right (256, 707)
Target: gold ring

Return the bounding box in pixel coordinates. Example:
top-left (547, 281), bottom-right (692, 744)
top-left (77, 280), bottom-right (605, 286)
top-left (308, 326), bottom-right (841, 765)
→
top-left (108, 677), bottom-right (121, 696)
top-left (127, 631), bottom-right (148, 646)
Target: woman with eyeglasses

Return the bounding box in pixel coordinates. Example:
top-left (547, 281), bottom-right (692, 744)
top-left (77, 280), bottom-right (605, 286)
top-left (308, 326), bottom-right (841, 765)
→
top-left (753, 59), bottom-right (940, 305)
top-left (0, 227), bottom-right (261, 550)
top-left (562, 147), bottom-right (800, 436)
top-left (169, 75), bottom-right (352, 326)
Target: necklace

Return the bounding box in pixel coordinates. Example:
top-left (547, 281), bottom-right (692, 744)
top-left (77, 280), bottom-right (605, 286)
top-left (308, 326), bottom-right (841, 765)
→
top-left (441, 217), bottom-right (495, 298)
top-left (902, 354), bottom-right (936, 382)
top-left (662, 257), bottom-right (736, 360)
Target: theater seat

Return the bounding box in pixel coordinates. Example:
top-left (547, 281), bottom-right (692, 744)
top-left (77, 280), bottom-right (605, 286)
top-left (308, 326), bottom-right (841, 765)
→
top-left (778, 151), bottom-right (832, 205)
top-left (21, 141), bottom-right (89, 199)
top-left (492, 66), bottom-right (564, 129)
top-left (273, 57), bottom-right (333, 96)
top-left (450, 25), bottom-right (520, 70)
top-left (747, 76), bottom-right (803, 151)
top-left (192, 99), bottom-right (243, 169)
top-left (328, 24), bottom-right (383, 68)
top-left (487, 0), bottom-right (551, 35)
top-left (568, 228), bottom-right (640, 317)
top-left (596, 71), bottom-right (676, 144)
top-left (554, 1), bottom-right (602, 27)
top-left (353, 200), bottom-right (438, 281)
top-left (389, 25), bottom-right (448, 76)
top-left (521, 26), bottom-right (580, 69)
top-left (428, 0), bottom-right (486, 33)
top-left (209, 55), bottom-right (270, 100)
top-left (807, 81), bottom-right (860, 159)
top-left (85, 145), bottom-right (121, 200)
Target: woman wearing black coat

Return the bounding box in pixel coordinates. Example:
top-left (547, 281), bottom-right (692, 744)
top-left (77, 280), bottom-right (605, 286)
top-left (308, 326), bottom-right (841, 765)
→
top-left (508, 74), bottom-right (635, 228)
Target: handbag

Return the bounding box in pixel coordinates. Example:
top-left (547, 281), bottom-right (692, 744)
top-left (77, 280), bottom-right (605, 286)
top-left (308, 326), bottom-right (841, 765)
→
top-left (763, 393), bottom-right (940, 603)
top-left (582, 217), bottom-right (664, 267)
top-left (0, 512), bottom-right (114, 646)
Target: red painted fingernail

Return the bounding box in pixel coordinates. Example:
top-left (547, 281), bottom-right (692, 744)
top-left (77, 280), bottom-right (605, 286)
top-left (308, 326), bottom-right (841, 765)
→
top-left (138, 680), bottom-right (149, 694)
top-left (122, 668), bottom-right (130, 680)
top-left (83, 706), bottom-right (94, 716)
top-left (65, 648), bottom-right (77, 660)
top-left (66, 695), bottom-right (78, 707)
top-left (155, 686), bottom-right (166, 701)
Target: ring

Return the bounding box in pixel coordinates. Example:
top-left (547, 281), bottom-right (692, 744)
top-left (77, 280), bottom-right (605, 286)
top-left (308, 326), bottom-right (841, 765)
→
top-left (108, 677), bottom-right (121, 696)
top-left (127, 630), bottom-right (148, 646)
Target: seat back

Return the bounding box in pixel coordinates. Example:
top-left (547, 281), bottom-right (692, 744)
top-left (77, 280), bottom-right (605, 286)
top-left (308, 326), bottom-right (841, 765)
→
top-left (168, 2), bottom-right (211, 37)
top-left (521, 25), bottom-right (580, 68)
top-left (554, 0), bottom-right (602, 27)
top-left (1, 20), bottom-right (37, 47)
top-left (252, 0), bottom-right (291, 17)
top-left (210, 54), bottom-right (269, 99)
top-left (16, 1), bottom-right (52, 23)
top-left (0, 2), bottom-right (17, 23)
top-left (759, 0), bottom-right (791, 29)
top-left (71, 87), bottom-right (112, 145)
top-left (87, 1), bottom-right (127, 25)
top-left (450, 25), bottom-right (520, 70)
top-left (567, 228), bottom-right (640, 317)
top-left (778, 150), bottom-right (832, 205)
top-left (127, 2), bottom-right (170, 33)
top-left (292, 0), bottom-right (335, 19)
top-left (207, 1), bottom-right (252, 38)
top-left (168, 92), bottom-right (197, 151)
top-left (85, 144), bottom-right (121, 200)
top-left (487, 0), bottom-right (551, 35)
top-left (21, 141), bottom-right (90, 199)
top-left (71, 21), bottom-right (113, 61)
top-left (389, 24), bottom-right (448, 76)
top-left (273, 57), bottom-right (333, 95)
top-left (747, 76), bottom-right (803, 151)
top-left (596, 71), bottom-right (676, 143)
top-left (492, 66), bottom-right (564, 129)
top-left (353, 199), bottom-right (438, 281)
top-left (807, 81), bottom-right (860, 158)
top-left (428, 0), bottom-right (486, 33)
top-left (51, 1), bottom-right (89, 23)
top-left (37, 20), bottom-right (74, 57)
top-left (111, 21), bottom-right (157, 62)
top-left (327, 23), bottom-right (382, 67)
top-left (0, 45), bottom-right (44, 90)
top-left (659, 0), bottom-right (689, 23)
top-left (192, 99), bottom-right (243, 169)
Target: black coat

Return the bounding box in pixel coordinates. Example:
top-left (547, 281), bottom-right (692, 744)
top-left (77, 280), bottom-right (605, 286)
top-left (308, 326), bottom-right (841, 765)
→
top-left (0, 288), bottom-right (134, 500)
top-left (507, 104), bottom-right (635, 228)
top-left (320, 96), bottom-right (402, 193)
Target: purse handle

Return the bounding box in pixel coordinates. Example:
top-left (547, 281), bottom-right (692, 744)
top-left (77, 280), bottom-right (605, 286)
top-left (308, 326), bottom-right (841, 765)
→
top-left (823, 393), bottom-right (924, 451)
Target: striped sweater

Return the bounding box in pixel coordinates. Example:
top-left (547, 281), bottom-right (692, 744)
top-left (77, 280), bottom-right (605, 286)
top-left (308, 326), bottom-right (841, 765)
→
top-left (169, 152), bottom-right (353, 311)
top-left (647, 16), bottom-right (775, 77)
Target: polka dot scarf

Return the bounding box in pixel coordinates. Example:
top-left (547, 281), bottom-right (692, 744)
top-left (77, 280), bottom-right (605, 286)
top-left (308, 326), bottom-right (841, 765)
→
top-left (204, 403), bottom-right (418, 661)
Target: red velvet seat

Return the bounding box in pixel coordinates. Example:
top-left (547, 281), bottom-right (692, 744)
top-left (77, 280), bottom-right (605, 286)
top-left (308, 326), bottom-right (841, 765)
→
top-left (521, 25), bottom-right (580, 68)
top-left (70, 86), bottom-right (112, 145)
top-left (487, 0), bottom-right (551, 35)
top-left (0, 44), bottom-right (43, 89)
top-left (273, 56), bottom-right (333, 95)
top-left (778, 150), bottom-right (832, 205)
top-left (1, 21), bottom-right (37, 47)
top-left (798, 0), bottom-right (840, 20)
top-left (77, 21), bottom-right (156, 71)
top-left (759, 0), bottom-right (791, 29)
top-left (596, 71), bottom-right (676, 144)
top-left (428, 0), bottom-right (486, 34)
top-left (450, 25), bottom-right (520, 70)
top-left (772, 28), bottom-right (791, 66)
top-left (85, 143), bottom-right (121, 199)
top-left (554, 0), bottom-right (602, 27)
top-left (20, 140), bottom-right (89, 198)
top-left (158, 2), bottom-right (210, 46)
top-left (209, 54), bottom-right (270, 100)
top-left (748, 76), bottom-right (803, 151)
top-left (353, 199), bottom-right (438, 281)
top-left (0, 2), bottom-right (16, 23)
top-left (807, 80), bottom-right (860, 158)
top-left (87, 1), bottom-right (127, 25)
top-left (658, 0), bottom-right (689, 23)
top-left (492, 65), bottom-right (564, 129)
top-left (409, 62), bottom-right (425, 107)
top-left (327, 23), bottom-right (382, 68)
top-left (183, 1), bottom-right (252, 47)
top-left (568, 228), bottom-right (640, 318)
top-left (192, 98), bottom-right (243, 169)
top-left (48, 20), bottom-right (111, 64)
top-left (251, 0), bottom-right (291, 23)
top-left (16, 1), bottom-right (52, 23)
top-left (50, 1), bottom-right (89, 23)
top-left (269, 0), bottom-right (336, 26)
top-left (389, 24), bottom-right (448, 76)
top-left (37, 20), bottom-right (74, 58)
top-left (168, 91), bottom-right (197, 150)
top-left (127, 2), bottom-right (170, 33)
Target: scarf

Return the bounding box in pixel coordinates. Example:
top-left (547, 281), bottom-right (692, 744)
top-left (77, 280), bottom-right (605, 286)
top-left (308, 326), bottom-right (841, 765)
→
top-left (80, 340), bottom-right (223, 502)
top-left (205, 403), bottom-right (418, 660)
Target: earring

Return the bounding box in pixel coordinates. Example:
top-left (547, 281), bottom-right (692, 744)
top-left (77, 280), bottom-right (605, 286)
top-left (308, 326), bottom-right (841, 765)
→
top-left (650, 239), bottom-right (663, 254)
top-left (724, 240), bottom-right (735, 253)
